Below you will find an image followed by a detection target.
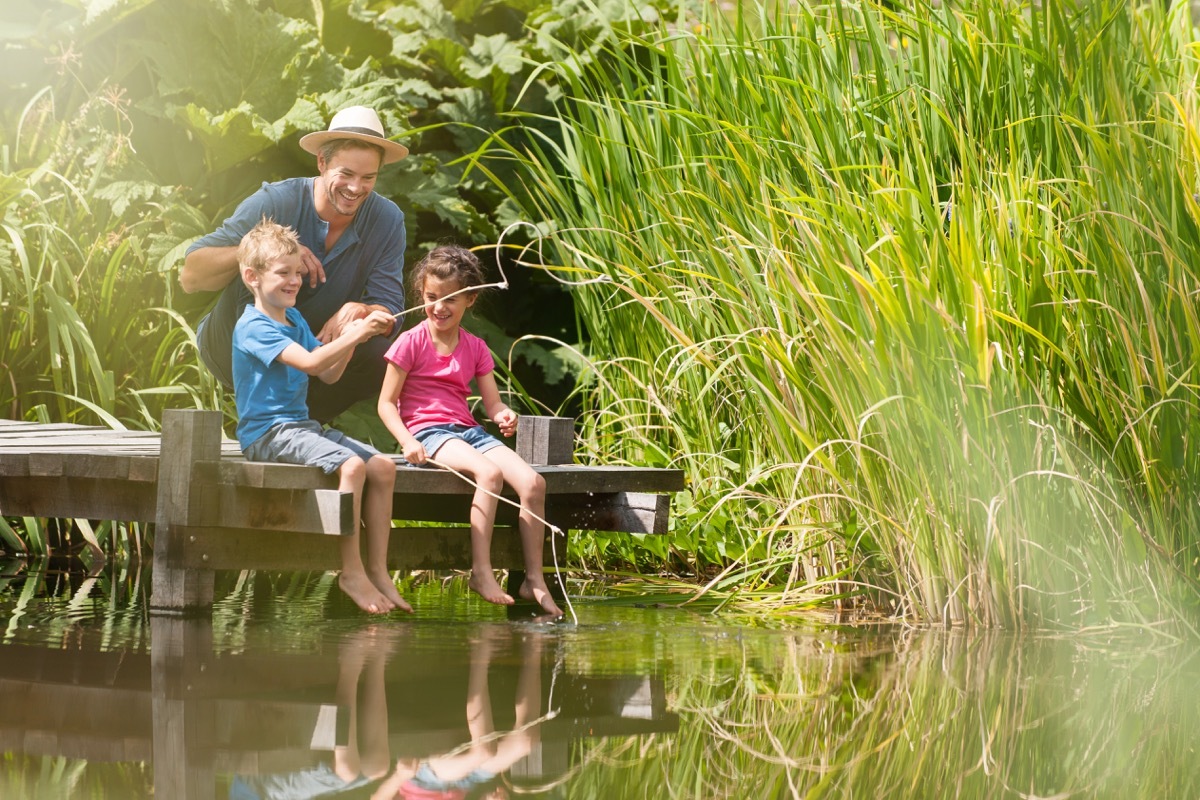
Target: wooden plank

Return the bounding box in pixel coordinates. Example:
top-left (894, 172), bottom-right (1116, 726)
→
top-left (552, 492), bottom-right (671, 535)
top-left (0, 452), bottom-right (30, 478)
top-left (0, 476), bottom-right (157, 520)
top-left (189, 487), bottom-right (354, 536)
top-left (169, 525), bottom-right (537, 571)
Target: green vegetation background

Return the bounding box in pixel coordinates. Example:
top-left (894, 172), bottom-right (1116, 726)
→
top-left (4, 0), bottom-right (1200, 629)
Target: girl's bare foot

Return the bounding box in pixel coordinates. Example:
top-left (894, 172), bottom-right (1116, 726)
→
top-left (519, 577), bottom-right (563, 617)
top-left (469, 571), bottom-right (515, 606)
top-left (339, 571), bottom-right (393, 614)
top-left (368, 568), bottom-right (414, 613)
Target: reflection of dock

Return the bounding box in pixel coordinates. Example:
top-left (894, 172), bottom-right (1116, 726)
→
top-left (0, 618), bottom-right (678, 798)
top-left (0, 410), bottom-right (684, 612)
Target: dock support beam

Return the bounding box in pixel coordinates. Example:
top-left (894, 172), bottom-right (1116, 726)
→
top-left (151, 409), bottom-right (221, 614)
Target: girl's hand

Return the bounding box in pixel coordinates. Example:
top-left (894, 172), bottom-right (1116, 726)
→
top-left (494, 408), bottom-right (518, 438)
top-left (402, 439), bottom-right (428, 465)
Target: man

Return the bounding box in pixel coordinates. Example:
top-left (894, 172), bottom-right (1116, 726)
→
top-left (181, 105), bottom-right (409, 422)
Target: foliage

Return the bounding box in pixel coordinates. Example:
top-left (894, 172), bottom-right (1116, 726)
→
top-left (494, 0), bottom-right (1200, 626)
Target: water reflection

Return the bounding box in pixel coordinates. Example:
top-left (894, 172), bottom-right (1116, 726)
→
top-left (2, 561), bottom-right (1199, 799)
top-left (0, 564), bottom-right (676, 799)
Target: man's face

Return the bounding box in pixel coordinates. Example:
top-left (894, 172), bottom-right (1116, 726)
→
top-left (316, 145), bottom-right (382, 218)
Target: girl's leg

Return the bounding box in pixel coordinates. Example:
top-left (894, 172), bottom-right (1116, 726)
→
top-left (432, 439), bottom-right (513, 605)
top-left (337, 457), bottom-right (393, 614)
top-left (484, 447), bottom-right (562, 616)
top-left (363, 454), bottom-right (412, 613)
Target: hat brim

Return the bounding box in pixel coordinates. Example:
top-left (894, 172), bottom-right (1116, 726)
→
top-left (299, 130), bottom-right (409, 164)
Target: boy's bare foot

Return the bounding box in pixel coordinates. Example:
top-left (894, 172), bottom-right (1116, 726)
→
top-left (339, 571), bottom-right (393, 614)
top-left (519, 577), bottom-right (563, 617)
top-left (367, 568), bottom-right (414, 614)
top-left (469, 571), bottom-right (515, 606)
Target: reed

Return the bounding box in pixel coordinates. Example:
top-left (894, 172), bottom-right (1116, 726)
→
top-left (490, 0), bottom-right (1200, 626)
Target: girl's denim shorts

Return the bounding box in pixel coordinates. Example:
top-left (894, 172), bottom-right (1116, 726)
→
top-left (414, 423), bottom-right (504, 458)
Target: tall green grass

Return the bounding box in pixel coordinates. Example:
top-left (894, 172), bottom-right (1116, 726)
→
top-left (491, 0), bottom-right (1200, 626)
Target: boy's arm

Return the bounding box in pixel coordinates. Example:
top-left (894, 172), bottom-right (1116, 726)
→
top-left (378, 364), bottom-right (427, 464)
top-left (477, 372), bottom-right (517, 438)
top-left (277, 311), bottom-right (392, 383)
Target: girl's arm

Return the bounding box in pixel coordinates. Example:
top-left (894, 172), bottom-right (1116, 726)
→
top-left (378, 364), bottom-right (428, 464)
top-left (477, 371), bottom-right (517, 438)
top-left (277, 311), bottom-right (392, 383)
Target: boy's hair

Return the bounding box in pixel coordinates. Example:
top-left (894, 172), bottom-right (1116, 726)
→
top-left (410, 245), bottom-right (486, 295)
top-left (238, 219), bottom-right (301, 283)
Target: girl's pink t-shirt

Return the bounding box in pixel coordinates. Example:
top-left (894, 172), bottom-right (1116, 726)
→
top-left (383, 321), bottom-right (495, 433)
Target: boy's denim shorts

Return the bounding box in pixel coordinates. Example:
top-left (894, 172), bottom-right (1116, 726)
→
top-left (414, 423), bottom-right (504, 459)
top-left (244, 419), bottom-right (380, 474)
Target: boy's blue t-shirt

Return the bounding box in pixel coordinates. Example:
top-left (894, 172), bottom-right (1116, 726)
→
top-left (233, 305), bottom-right (322, 449)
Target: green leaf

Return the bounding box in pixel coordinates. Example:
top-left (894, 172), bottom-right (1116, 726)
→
top-left (463, 34), bottom-right (525, 80)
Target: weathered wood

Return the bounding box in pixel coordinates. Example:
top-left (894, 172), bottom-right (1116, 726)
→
top-left (552, 492), bottom-right (672, 535)
top-left (170, 525), bottom-right (535, 571)
top-left (516, 416), bottom-right (575, 465)
top-left (0, 475), bottom-right (157, 521)
top-left (151, 410), bottom-right (222, 613)
top-left (188, 486), bottom-right (354, 536)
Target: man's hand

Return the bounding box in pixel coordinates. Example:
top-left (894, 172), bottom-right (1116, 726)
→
top-left (494, 408), bottom-right (518, 438)
top-left (298, 244), bottom-right (326, 288)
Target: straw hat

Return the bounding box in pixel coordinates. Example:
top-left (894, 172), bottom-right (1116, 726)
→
top-left (299, 106), bottom-right (409, 164)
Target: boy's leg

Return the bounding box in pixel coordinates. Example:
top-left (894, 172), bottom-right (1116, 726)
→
top-left (245, 422), bottom-right (393, 614)
top-left (362, 454), bottom-right (411, 612)
top-left (336, 457), bottom-right (394, 614)
top-left (431, 439), bottom-right (513, 606)
top-left (484, 447), bottom-right (562, 617)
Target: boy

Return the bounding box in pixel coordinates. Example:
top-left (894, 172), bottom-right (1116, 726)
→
top-left (233, 219), bottom-right (410, 614)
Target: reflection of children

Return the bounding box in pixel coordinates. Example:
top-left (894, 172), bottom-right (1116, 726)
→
top-left (374, 628), bottom-right (548, 800)
top-left (232, 220), bottom-right (412, 615)
top-left (376, 246), bottom-right (562, 617)
top-left (229, 625), bottom-right (401, 800)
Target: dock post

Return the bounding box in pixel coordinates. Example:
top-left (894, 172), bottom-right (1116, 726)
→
top-left (510, 417), bottom-right (575, 602)
top-left (515, 416), bottom-right (575, 466)
top-left (151, 408), bottom-right (222, 614)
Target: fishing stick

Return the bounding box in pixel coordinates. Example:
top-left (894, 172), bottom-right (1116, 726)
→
top-left (389, 221), bottom-right (611, 321)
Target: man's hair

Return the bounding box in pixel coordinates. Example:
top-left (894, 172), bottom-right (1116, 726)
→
top-left (319, 138), bottom-right (386, 165)
top-left (410, 244), bottom-right (487, 296)
top-left (238, 218), bottom-right (301, 282)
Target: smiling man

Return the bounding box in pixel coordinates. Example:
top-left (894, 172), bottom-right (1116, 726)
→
top-left (181, 106), bottom-right (409, 423)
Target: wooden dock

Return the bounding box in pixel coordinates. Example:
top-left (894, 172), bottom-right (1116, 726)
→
top-left (0, 409), bottom-right (684, 613)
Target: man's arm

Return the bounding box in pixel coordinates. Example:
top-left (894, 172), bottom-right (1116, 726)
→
top-left (180, 246), bottom-right (240, 293)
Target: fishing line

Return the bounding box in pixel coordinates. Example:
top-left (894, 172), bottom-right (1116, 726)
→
top-left (424, 455), bottom-right (579, 626)
top-left (389, 221), bottom-right (611, 321)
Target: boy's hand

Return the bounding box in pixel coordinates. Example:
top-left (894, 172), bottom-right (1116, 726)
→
top-left (339, 310), bottom-right (392, 343)
top-left (401, 439), bottom-right (428, 465)
top-left (494, 408), bottom-right (518, 438)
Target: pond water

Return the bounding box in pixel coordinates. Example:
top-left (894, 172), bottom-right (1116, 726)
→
top-left (1, 560), bottom-right (1197, 799)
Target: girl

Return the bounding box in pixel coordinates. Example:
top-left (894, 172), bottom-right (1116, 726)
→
top-left (377, 246), bottom-right (563, 617)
